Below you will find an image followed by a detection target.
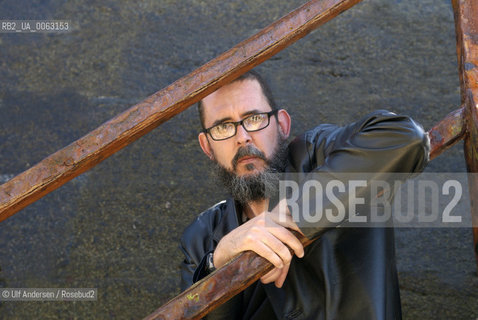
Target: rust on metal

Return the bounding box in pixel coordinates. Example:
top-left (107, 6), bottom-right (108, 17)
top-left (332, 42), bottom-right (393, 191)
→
top-left (143, 232), bottom-right (313, 320)
top-left (0, 0), bottom-right (364, 223)
top-left (143, 251), bottom-right (275, 320)
top-left (428, 106), bottom-right (465, 160)
top-left (451, 0), bottom-right (478, 268)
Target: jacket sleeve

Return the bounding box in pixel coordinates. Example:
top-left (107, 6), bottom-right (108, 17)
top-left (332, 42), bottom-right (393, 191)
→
top-left (180, 220), bottom-right (243, 320)
top-left (287, 110), bottom-right (430, 239)
top-left (179, 236), bottom-right (200, 291)
top-left (179, 221), bottom-right (214, 291)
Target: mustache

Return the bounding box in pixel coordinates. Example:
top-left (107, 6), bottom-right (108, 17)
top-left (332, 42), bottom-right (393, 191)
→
top-left (232, 145), bottom-right (267, 170)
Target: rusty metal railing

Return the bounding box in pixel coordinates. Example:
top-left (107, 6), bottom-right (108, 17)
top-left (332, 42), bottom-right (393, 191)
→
top-left (451, 0), bottom-right (478, 269)
top-left (0, 0), bottom-right (363, 223)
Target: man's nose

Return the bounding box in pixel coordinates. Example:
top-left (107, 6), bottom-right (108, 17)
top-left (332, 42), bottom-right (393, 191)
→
top-left (235, 124), bottom-right (252, 145)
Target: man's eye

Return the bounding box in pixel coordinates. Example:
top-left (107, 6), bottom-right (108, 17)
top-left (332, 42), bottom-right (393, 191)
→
top-left (214, 123), bottom-right (232, 133)
top-left (249, 114), bottom-right (264, 123)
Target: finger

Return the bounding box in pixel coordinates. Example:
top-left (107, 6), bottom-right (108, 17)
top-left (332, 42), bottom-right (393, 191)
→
top-left (274, 262), bottom-right (290, 288)
top-left (269, 203), bottom-right (302, 234)
top-left (260, 268), bottom-right (281, 284)
top-left (254, 228), bottom-right (294, 265)
top-left (246, 240), bottom-right (285, 269)
top-left (265, 222), bottom-right (305, 259)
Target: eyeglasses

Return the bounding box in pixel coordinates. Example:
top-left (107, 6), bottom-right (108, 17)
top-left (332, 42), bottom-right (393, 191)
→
top-left (202, 110), bottom-right (278, 141)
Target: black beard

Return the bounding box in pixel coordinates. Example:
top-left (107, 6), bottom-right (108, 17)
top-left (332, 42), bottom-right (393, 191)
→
top-left (213, 137), bottom-right (289, 205)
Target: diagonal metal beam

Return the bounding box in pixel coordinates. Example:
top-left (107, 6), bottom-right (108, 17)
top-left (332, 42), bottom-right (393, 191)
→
top-left (428, 106), bottom-right (465, 160)
top-left (0, 0), bottom-right (364, 223)
top-left (144, 232), bottom-right (314, 320)
top-left (451, 0), bottom-right (478, 269)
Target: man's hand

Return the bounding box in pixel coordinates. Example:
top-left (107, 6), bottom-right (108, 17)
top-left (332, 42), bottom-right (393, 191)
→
top-left (213, 203), bottom-right (304, 288)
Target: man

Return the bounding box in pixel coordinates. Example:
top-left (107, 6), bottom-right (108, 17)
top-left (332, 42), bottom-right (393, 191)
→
top-left (180, 70), bottom-right (429, 319)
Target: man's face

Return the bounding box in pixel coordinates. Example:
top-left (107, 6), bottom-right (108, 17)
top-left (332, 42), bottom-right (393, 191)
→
top-left (198, 79), bottom-right (291, 177)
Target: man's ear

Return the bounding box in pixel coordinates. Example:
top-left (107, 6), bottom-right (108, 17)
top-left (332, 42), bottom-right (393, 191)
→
top-left (198, 132), bottom-right (214, 160)
top-left (277, 109), bottom-right (291, 139)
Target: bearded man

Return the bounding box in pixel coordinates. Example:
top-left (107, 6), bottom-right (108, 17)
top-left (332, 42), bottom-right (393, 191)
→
top-left (180, 70), bottom-right (429, 319)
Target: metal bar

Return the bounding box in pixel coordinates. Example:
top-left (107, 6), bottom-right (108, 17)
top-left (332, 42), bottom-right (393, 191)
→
top-left (0, 0), bottom-right (364, 223)
top-left (428, 106), bottom-right (465, 160)
top-left (451, 0), bottom-right (478, 269)
top-left (144, 233), bottom-right (314, 320)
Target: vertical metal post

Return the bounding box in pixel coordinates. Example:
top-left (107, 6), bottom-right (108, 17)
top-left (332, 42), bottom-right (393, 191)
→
top-left (451, 0), bottom-right (478, 269)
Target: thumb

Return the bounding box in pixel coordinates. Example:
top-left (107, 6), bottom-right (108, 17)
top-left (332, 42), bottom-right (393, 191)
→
top-left (270, 198), bottom-right (303, 235)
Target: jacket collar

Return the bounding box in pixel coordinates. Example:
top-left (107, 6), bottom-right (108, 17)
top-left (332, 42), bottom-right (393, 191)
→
top-left (212, 198), bottom-right (243, 243)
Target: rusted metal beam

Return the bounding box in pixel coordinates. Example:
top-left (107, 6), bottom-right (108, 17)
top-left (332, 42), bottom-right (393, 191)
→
top-left (451, 0), bottom-right (478, 269)
top-left (144, 233), bottom-right (314, 320)
top-left (428, 106), bottom-right (465, 160)
top-left (0, 0), bottom-right (364, 222)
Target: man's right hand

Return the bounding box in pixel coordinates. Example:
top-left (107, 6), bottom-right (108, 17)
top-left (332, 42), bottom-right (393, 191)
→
top-left (212, 210), bottom-right (304, 288)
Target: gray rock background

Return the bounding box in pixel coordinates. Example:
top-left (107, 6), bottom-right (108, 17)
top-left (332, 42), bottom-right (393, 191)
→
top-left (0, 0), bottom-right (477, 318)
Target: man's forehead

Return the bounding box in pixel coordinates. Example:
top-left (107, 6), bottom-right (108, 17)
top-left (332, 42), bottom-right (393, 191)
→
top-left (201, 79), bottom-right (271, 124)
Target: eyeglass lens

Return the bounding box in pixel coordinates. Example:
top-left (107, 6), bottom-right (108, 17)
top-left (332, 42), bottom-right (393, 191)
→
top-left (209, 113), bottom-right (270, 140)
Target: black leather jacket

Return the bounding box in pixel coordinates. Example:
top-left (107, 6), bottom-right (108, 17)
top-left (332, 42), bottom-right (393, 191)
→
top-left (180, 110), bottom-right (429, 320)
